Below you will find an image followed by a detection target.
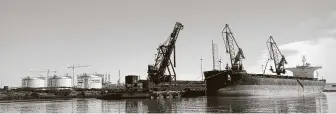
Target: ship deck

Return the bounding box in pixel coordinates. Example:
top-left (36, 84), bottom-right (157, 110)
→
top-left (204, 70), bottom-right (325, 81)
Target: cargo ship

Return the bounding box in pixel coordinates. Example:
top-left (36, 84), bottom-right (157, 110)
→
top-left (204, 24), bottom-right (326, 96)
top-left (204, 69), bottom-right (325, 96)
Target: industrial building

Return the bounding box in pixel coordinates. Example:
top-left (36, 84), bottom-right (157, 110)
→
top-left (47, 75), bottom-right (72, 90)
top-left (77, 73), bottom-right (103, 89)
top-left (21, 76), bottom-right (46, 89)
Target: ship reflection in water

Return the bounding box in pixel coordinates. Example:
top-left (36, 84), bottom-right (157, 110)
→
top-left (206, 93), bottom-right (328, 113)
top-left (0, 93), bottom-right (330, 113)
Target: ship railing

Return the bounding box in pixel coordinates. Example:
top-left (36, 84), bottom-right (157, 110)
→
top-left (250, 73), bottom-right (321, 81)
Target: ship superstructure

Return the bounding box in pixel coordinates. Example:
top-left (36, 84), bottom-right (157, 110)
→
top-left (285, 56), bottom-right (322, 79)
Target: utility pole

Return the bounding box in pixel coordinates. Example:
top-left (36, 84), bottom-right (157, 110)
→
top-left (201, 58), bottom-right (203, 81)
top-left (212, 40), bottom-right (216, 70)
top-left (0, 77), bottom-right (2, 88)
top-left (68, 64), bottom-right (91, 87)
top-left (118, 70), bottom-right (121, 85)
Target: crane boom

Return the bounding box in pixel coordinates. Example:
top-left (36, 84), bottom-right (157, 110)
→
top-left (68, 64), bottom-right (91, 87)
top-left (266, 36), bottom-right (287, 75)
top-left (30, 69), bottom-right (57, 88)
top-left (148, 22), bottom-right (184, 84)
top-left (221, 24), bottom-right (245, 71)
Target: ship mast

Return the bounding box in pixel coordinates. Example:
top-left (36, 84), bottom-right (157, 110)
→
top-left (302, 55), bottom-right (306, 66)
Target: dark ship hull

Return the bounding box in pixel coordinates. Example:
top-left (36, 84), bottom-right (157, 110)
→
top-left (204, 70), bottom-right (326, 96)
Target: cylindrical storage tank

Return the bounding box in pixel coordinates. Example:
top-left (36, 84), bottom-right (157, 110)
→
top-left (125, 75), bottom-right (139, 84)
top-left (49, 76), bottom-right (72, 89)
top-left (55, 76), bottom-right (72, 88)
top-left (77, 75), bottom-right (102, 89)
top-left (25, 77), bottom-right (45, 88)
top-left (22, 77), bottom-right (29, 88)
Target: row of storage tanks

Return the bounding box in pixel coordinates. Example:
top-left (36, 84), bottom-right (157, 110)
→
top-left (21, 74), bottom-right (103, 89)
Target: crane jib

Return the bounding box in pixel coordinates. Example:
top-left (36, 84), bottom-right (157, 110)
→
top-left (221, 24), bottom-right (245, 71)
top-left (148, 22), bottom-right (184, 84)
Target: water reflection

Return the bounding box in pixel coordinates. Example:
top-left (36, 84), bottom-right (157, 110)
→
top-left (125, 100), bottom-right (138, 113)
top-left (206, 93), bottom-right (328, 113)
top-left (45, 100), bottom-right (69, 113)
top-left (76, 99), bottom-right (89, 113)
top-left (141, 99), bottom-right (174, 113)
top-left (0, 93), bottom-right (330, 113)
top-left (19, 102), bottom-right (44, 113)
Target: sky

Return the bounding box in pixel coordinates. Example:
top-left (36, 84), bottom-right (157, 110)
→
top-left (1, 0), bottom-right (336, 87)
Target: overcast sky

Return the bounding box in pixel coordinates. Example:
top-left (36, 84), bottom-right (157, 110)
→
top-left (1, 0), bottom-right (336, 87)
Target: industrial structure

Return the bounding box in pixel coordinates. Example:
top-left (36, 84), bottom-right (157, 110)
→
top-left (263, 36), bottom-right (287, 75)
top-left (124, 75), bottom-right (142, 92)
top-left (68, 64), bottom-right (90, 87)
top-left (21, 76), bottom-right (46, 89)
top-left (47, 75), bottom-right (72, 90)
top-left (147, 22), bottom-right (184, 86)
top-left (285, 56), bottom-right (322, 79)
top-left (204, 24), bottom-right (326, 96)
top-left (212, 40), bottom-right (222, 70)
top-left (30, 69), bottom-right (57, 87)
top-left (77, 73), bottom-right (103, 89)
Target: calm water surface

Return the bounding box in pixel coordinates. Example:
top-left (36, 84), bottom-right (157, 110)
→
top-left (0, 92), bottom-right (335, 113)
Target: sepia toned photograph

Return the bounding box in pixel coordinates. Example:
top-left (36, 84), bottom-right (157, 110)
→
top-left (0, 0), bottom-right (335, 113)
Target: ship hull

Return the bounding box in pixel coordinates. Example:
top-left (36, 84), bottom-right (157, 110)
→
top-left (204, 70), bottom-right (326, 96)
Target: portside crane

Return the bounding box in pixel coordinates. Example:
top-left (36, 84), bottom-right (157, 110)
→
top-left (265, 36), bottom-right (287, 75)
top-left (30, 69), bottom-right (57, 78)
top-left (68, 64), bottom-right (91, 87)
top-left (221, 24), bottom-right (245, 71)
top-left (147, 22), bottom-right (184, 85)
top-left (30, 69), bottom-right (57, 88)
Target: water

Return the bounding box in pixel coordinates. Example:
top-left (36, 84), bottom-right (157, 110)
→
top-left (0, 92), bottom-right (335, 113)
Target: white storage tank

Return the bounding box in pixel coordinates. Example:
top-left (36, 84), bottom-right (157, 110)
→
top-left (77, 74), bottom-right (102, 89)
top-left (21, 76), bottom-right (45, 88)
top-left (48, 75), bottom-right (72, 89)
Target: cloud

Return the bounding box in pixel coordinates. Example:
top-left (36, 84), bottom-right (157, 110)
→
top-left (327, 29), bottom-right (336, 34)
top-left (246, 37), bottom-right (336, 82)
top-left (245, 11), bottom-right (336, 83)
